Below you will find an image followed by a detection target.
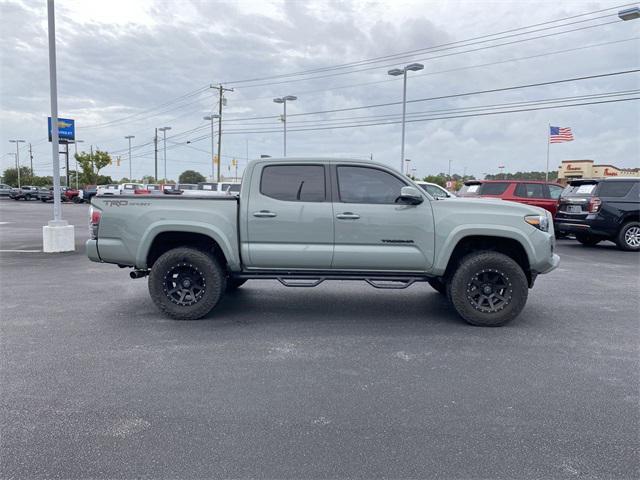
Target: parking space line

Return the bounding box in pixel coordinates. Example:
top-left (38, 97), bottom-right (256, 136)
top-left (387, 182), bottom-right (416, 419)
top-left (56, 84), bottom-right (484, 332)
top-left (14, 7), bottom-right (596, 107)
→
top-left (0, 249), bottom-right (42, 253)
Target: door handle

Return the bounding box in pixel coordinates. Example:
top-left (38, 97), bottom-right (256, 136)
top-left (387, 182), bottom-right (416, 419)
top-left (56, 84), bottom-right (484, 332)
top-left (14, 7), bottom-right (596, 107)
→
top-left (336, 212), bottom-right (360, 220)
top-left (253, 210), bottom-right (277, 218)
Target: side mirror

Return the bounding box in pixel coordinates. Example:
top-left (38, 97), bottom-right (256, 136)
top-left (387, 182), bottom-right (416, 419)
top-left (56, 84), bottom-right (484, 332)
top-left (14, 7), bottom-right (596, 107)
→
top-left (398, 186), bottom-right (423, 205)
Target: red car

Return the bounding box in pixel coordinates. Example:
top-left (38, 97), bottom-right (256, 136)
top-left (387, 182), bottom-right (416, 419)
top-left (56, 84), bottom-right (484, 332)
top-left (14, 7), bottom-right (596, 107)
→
top-left (458, 180), bottom-right (564, 217)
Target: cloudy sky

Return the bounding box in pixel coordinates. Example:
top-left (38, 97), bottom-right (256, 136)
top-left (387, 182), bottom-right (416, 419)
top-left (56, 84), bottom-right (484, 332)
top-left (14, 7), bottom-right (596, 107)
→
top-left (1, 0), bottom-right (638, 181)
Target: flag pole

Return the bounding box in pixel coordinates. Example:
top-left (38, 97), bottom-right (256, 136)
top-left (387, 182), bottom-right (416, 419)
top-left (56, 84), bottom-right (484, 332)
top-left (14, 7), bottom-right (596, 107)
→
top-left (545, 123), bottom-right (550, 182)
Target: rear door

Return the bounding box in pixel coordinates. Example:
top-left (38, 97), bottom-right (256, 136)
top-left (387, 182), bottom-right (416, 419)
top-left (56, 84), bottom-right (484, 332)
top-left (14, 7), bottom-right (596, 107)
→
top-left (245, 163), bottom-right (334, 269)
top-left (331, 164), bottom-right (434, 271)
top-left (513, 183), bottom-right (554, 213)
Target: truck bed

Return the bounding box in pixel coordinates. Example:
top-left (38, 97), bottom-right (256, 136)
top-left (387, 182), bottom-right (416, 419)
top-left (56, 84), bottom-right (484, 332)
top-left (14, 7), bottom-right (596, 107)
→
top-left (90, 195), bottom-right (240, 270)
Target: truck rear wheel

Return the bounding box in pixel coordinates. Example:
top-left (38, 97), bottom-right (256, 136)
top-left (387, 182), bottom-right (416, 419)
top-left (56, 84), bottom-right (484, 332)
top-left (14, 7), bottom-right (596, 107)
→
top-left (148, 247), bottom-right (226, 320)
top-left (448, 251), bottom-right (528, 327)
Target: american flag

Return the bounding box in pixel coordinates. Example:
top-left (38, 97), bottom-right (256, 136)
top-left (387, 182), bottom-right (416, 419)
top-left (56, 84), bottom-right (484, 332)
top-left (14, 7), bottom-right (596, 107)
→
top-left (549, 126), bottom-right (574, 143)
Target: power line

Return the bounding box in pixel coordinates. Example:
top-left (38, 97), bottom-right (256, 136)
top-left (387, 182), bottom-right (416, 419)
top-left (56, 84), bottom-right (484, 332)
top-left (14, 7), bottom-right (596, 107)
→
top-left (224, 4), bottom-right (635, 84)
top-left (228, 36), bottom-right (639, 104)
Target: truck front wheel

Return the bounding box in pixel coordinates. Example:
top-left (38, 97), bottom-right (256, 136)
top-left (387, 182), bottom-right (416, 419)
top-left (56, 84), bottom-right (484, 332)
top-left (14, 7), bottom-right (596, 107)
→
top-left (148, 247), bottom-right (226, 320)
top-left (448, 251), bottom-right (528, 327)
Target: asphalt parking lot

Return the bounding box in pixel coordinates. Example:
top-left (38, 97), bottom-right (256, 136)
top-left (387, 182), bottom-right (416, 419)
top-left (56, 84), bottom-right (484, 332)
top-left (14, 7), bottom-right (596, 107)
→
top-left (1, 198), bottom-right (638, 479)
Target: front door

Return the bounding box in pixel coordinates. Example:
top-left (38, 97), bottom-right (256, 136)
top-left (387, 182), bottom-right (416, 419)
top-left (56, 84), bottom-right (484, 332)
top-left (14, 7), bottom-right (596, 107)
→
top-left (245, 163), bottom-right (334, 269)
top-left (331, 164), bottom-right (434, 272)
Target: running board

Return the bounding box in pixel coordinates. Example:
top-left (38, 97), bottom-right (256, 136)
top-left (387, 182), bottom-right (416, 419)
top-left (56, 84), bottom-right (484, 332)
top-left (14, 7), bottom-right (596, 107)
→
top-left (235, 270), bottom-right (430, 290)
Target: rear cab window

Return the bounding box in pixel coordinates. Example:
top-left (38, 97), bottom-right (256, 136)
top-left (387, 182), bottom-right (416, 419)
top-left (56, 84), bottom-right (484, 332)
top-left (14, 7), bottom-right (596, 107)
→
top-left (260, 165), bottom-right (326, 202)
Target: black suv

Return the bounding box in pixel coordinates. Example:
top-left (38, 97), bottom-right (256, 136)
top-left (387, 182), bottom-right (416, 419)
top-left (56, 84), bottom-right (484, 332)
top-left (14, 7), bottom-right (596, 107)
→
top-left (555, 177), bottom-right (639, 251)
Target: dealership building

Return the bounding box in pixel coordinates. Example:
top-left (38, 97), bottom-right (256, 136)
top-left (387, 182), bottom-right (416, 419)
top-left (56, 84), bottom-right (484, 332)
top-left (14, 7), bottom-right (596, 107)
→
top-left (557, 160), bottom-right (640, 182)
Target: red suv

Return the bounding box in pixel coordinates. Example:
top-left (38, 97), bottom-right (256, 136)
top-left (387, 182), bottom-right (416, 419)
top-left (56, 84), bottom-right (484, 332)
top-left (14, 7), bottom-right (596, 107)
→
top-left (458, 180), bottom-right (564, 217)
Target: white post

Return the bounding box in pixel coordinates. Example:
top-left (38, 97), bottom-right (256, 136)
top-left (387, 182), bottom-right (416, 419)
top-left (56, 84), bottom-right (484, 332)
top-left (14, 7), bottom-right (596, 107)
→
top-left (283, 100), bottom-right (287, 157)
top-left (400, 70), bottom-right (407, 172)
top-left (210, 118), bottom-right (215, 180)
top-left (44, 0), bottom-right (74, 252)
top-left (545, 123), bottom-right (550, 182)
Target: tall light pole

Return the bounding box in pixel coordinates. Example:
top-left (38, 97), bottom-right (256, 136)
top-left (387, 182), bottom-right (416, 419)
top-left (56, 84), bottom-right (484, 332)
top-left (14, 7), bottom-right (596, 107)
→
top-left (388, 63), bottom-right (424, 172)
top-left (44, 0), bottom-right (74, 252)
top-left (203, 114), bottom-right (219, 181)
top-left (158, 127), bottom-right (171, 181)
top-left (124, 135), bottom-right (135, 180)
top-left (73, 139), bottom-right (83, 189)
top-left (273, 95), bottom-right (297, 157)
top-left (9, 140), bottom-right (25, 188)
top-left (448, 159), bottom-right (452, 179)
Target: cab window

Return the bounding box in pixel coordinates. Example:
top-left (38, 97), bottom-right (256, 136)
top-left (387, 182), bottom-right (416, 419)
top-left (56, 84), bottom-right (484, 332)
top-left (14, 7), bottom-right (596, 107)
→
top-left (514, 183), bottom-right (545, 199)
top-left (260, 165), bottom-right (325, 202)
top-left (337, 166), bottom-right (406, 204)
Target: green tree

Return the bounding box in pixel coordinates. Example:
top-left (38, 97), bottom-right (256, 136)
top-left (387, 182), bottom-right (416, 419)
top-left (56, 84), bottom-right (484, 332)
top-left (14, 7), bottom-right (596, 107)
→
top-left (484, 171), bottom-right (558, 181)
top-left (178, 170), bottom-right (206, 184)
top-left (1, 167), bottom-right (32, 187)
top-left (75, 150), bottom-right (112, 185)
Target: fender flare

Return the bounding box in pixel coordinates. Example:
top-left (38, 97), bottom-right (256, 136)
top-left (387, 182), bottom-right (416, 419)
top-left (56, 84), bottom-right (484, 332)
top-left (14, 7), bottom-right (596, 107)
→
top-left (136, 221), bottom-right (237, 269)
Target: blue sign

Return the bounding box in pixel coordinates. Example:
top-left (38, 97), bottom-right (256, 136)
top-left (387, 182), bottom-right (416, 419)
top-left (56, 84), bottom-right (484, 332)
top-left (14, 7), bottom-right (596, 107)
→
top-left (48, 117), bottom-right (75, 143)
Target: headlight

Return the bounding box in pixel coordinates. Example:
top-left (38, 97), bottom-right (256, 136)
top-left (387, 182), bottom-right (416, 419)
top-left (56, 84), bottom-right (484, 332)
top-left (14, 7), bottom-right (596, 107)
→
top-left (525, 214), bottom-right (549, 232)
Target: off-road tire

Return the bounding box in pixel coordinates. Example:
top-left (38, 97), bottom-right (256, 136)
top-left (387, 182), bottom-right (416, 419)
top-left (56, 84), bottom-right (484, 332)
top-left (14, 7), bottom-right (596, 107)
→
top-left (226, 278), bottom-right (247, 292)
top-left (448, 251), bottom-right (528, 327)
top-left (616, 221), bottom-right (640, 251)
top-left (148, 247), bottom-right (226, 320)
top-left (427, 278), bottom-right (447, 295)
top-left (575, 233), bottom-right (601, 246)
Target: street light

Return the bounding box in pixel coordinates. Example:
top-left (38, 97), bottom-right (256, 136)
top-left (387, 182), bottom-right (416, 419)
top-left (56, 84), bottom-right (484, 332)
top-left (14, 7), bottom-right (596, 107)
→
top-left (388, 62), bottom-right (424, 172)
top-left (203, 114), bottom-right (220, 181)
top-left (158, 127), bottom-right (171, 181)
top-left (9, 140), bottom-right (25, 188)
top-left (273, 95), bottom-right (297, 156)
top-left (73, 139), bottom-right (84, 189)
top-left (124, 135), bottom-right (135, 180)
top-left (619, 7), bottom-right (640, 20)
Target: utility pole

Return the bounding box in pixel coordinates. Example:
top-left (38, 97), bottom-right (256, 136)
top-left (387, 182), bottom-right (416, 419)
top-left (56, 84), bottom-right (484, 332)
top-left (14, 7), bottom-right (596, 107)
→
top-left (125, 135), bottom-right (135, 180)
top-left (448, 159), bottom-right (452, 179)
top-left (159, 127), bottom-right (171, 181)
top-left (214, 84), bottom-right (234, 183)
top-left (64, 142), bottom-right (70, 187)
top-left (29, 143), bottom-right (33, 180)
top-left (9, 140), bottom-right (25, 188)
top-left (203, 115), bottom-right (219, 181)
top-left (73, 139), bottom-right (83, 189)
top-left (154, 128), bottom-right (158, 182)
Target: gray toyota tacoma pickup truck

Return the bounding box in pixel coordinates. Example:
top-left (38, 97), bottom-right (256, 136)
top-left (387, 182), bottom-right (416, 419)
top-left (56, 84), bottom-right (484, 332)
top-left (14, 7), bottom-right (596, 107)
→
top-left (87, 158), bottom-right (559, 326)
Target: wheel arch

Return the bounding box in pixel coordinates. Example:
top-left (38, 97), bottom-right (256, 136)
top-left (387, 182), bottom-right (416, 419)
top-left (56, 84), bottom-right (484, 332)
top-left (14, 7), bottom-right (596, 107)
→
top-left (440, 234), bottom-right (533, 286)
top-left (141, 226), bottom-right (233, 270)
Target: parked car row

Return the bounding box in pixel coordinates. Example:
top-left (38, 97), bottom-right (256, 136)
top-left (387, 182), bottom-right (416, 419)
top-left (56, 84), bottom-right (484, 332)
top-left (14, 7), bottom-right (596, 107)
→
top-left (458, 178), bottom-right (640, 251)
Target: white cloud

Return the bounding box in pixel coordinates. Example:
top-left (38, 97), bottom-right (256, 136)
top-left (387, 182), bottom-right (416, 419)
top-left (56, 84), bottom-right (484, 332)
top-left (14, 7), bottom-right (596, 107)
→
top-left (0, 0), bottom-right (638, 181)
